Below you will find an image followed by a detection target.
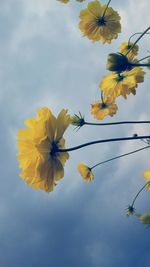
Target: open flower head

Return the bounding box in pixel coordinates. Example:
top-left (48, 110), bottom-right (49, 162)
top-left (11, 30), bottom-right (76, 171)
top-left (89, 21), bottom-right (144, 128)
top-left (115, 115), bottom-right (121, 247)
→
top-left (90, 96), bottom-right (118, 120)
top-left (144, 169), bottom-right (150, 190)
top-left (77, 163), bottom-right (94, 183)
top-left (17, 108), bottom-right (71, 192)
top-left (79, 0), bottom-right (121, 43)
top-left (119, 42), bottom-right (139, 61)
top-left (100, 67), bottom-right (145, 100)
top-left (137, 214), bottom-right (150, 227)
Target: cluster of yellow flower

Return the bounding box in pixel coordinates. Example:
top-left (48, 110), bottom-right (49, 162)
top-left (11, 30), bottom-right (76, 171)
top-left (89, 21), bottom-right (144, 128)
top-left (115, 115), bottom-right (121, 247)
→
top-left (90, 42), bottom-right (145, 121)
top-left (17, 0), bottom-right (150, 222)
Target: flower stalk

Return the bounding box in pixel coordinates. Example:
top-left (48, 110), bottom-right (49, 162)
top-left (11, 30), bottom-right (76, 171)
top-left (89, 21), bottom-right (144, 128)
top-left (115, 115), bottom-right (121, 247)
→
top-left (136, 55), bottom-right (150, 63)
top-left (58, 135), bottom-right (150, 153)
top-left (128, 32), bottom-right (150, 45)
top-left (131, 182), bottom-right (150, 208)
top-left (84, 120), bottom-right (150, 127)
top-left (129, 63), bottom-right (150, 68)
top-left (126, 26), bottom-right (150, 56)
top-left (102, 0), bottom-right (112, 18)
top-left (90, 145), bottom-right (150, 170)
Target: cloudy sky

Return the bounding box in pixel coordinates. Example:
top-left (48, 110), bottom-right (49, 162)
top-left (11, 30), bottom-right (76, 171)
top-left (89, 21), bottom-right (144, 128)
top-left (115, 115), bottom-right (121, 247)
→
top-left (0, 0), bottom-right (150, 266)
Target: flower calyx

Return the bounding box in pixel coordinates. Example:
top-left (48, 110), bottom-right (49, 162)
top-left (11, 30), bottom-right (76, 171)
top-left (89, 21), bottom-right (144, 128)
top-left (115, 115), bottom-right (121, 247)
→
top-left (71, 112), bottom-right (85, 130)
top-left (126, 205), bottom-right (135, 216)
top-left (107, 53), bottom-right (130, 72)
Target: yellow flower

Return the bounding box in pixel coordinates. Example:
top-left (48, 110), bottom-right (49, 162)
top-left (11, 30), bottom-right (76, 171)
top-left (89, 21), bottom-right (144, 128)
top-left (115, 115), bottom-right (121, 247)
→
top-left (57, 0), bottom-right (69, 3)
top-left (90, 97), bottom-right (118, 120)
top-left (17, 108), bottom-right (70, 192)
top-left (144, 169), bottom-right (150, 190)
top-left (77, 163), bottom-right (94, 183)
top-left (79, 0), bottom-right (121, 43)
top-left (119, 41), bottom-right (139, 61)
top-left (137, 214), bottom-right (150, 226)
top-left (100, 67), bottom-right (145, 100)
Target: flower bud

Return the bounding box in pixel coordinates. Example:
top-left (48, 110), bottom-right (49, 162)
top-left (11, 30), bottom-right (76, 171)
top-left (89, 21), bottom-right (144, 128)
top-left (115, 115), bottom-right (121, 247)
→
top-left (126, 205), bottom-right (135, 216)
top-left (70, 114), bottom-right (85, 127)
top-left (106, 53), bottom-right (129, 72)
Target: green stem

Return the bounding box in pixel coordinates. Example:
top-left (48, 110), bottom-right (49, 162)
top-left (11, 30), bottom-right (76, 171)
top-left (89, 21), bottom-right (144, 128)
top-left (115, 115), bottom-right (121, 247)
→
top-left (102, 0), bottom-right (111, 18)
top-left (131, 182), bottom-right (150, 207)
top-left (130, 63), bottom-right (150, 67)
top-left (128, 32), bottom-right (150, 45)
top-left (58, 135), bottom-right (150, 153)
top-left (101, 91), bottom-right (104, 103)
top-left (91, 145), bottom-right (150, 170)
top-left (137, 55), bottom-right (150, 63)
top-left (84, 120), bottom-right (150, 127)
top-left (126, 26), bottom-right (150, 56)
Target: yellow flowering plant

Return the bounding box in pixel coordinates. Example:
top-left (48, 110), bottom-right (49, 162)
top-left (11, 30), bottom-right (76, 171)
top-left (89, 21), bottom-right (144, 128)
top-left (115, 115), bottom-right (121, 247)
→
top-left (79, 0), bottom-right (121, 43)
top-left (77, 163), bottom-right (94, 183)
top-left (17, 108), bottom-right (70, 192)
top-left (16, 0), bottom-right (150, 226)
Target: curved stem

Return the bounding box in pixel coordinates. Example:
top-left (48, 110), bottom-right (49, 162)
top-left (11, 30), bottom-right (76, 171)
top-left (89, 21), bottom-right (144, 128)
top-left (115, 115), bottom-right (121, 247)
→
top-left (84, 120), bottom-right (150, 127)
top-left (58, 135), bottom-right (150, 153)
top-left (102, 0), bottom-right (111, 18)
top-left (91, 145), bottom-right (150, 170)
top-left (128, 32), bottom-right (150, 45)
top-left (126, 26), bottom-right (150, 56)
top-left (131, 182), bottom-right (150, 207)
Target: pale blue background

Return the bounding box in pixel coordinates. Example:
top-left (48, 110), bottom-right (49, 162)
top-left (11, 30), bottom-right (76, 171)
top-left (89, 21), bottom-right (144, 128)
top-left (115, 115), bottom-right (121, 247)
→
top-left (0, 0), bottom-right (150, 266)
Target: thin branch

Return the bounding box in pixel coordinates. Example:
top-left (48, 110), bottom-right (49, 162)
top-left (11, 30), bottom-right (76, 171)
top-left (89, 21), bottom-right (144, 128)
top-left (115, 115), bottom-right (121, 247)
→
top-left (91, 145), bottom-right (150, 170)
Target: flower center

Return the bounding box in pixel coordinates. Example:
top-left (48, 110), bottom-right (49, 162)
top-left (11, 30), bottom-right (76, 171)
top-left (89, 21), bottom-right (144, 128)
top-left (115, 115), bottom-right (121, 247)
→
top-left (100, 102), bottom-right (107, 109)
top-left (127, 44), bottom-right (132, 50)
top-left (96, 17), bottom-right (106, 26)
top-left (114, 74), bottom-right (125, 82)
top-left (50, 141), bottom-right (59, 157)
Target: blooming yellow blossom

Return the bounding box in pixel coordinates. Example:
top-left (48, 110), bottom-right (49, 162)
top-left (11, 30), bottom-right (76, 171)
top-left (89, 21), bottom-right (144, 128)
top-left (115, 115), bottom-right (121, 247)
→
top-left (100, 67), bottom-right (145, 100)
top-left (144, 169), bottom-right (150, 190)
top-left (17, 108), bottom-right (70, 192)
top-left (90, 96), bottom-right (117, 120)
top-left (119, 42), bottom-right (139, 61)
top-left (137, 214), bottom-right (150, 226)
top-left (79, 0), bottom-right (121, 43)
top-left (77, 163), bottom-right (94, 183)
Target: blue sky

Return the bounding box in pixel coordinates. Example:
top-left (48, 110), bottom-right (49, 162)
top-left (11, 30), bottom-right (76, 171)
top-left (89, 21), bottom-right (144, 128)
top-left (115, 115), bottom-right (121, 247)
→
top-left (0, 0), bottom-right (150, 266)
